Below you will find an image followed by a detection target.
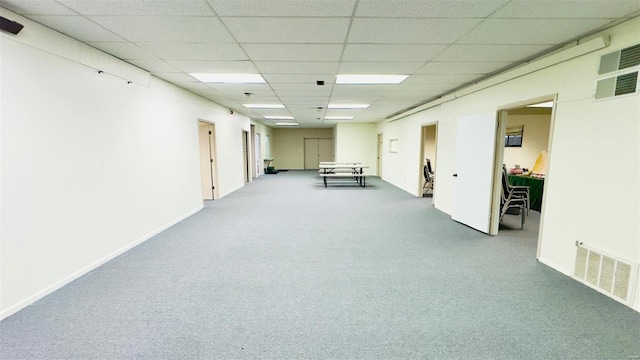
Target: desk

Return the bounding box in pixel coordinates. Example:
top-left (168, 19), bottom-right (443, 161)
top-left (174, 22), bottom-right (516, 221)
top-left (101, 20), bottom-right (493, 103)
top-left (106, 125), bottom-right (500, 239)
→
top-left (508, 175), bottom-right (544, 211)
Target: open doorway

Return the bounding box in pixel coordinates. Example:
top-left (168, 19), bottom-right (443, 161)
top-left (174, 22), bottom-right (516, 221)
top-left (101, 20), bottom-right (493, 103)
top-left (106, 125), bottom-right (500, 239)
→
top-left (492, 97), bottom-right (555, 257)
top-left (420, 123), bottom-right (437, 198)
top-left (377, 133), bottom-right (383, 177)
top-left (242, 130), bottom-right (250, 183)
top-left (198, 121), bottom-right (217, 200)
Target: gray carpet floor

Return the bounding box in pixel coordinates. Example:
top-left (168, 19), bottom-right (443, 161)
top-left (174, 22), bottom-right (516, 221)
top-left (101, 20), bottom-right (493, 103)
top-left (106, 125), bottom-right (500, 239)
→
top-left (1, 170), bottom-right (639, 359)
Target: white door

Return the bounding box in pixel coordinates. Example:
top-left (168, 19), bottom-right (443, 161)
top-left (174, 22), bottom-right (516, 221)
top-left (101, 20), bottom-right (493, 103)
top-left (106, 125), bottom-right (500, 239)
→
top-left (198, 122), bottom-right (214, 200)
top-left (452, 111), bottom-right (497, 234)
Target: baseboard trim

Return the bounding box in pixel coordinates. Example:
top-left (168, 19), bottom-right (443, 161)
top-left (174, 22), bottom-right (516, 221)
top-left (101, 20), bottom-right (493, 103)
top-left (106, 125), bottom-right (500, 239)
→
top-left (0, 205), bottom-right (203, 321)
top-left (537, 256), bottom-right (572, 276)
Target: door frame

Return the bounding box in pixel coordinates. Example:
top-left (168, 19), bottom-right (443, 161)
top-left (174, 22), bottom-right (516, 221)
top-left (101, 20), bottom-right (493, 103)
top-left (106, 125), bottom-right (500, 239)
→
top-left (492, 94), bottom-right (557, 258)
top-left (198, 120), bottom-right (217, 200)
top-left (242, 130), bottom-right (250, 183)
top-left (377, 133), bottom-right (383, 177)
top-left (419, 122), bottom-right (438, 199)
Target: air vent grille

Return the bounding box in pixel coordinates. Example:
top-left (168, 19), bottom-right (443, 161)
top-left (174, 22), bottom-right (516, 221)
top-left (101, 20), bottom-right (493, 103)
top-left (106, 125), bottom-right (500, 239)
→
top-left (619, 43), bottom-right (640, 70)
top-left (614, 71), bottom-right (638, 95)
top-left (573, 244), bottom-right (637, 306)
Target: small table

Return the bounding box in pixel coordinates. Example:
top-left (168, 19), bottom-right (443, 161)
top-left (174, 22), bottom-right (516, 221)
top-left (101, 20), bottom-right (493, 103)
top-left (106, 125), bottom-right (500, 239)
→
top-left (508, 175), bottom-right (544, 211)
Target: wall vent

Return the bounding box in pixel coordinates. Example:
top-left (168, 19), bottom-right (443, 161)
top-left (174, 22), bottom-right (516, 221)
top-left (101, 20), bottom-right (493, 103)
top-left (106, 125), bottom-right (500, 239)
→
top-left (594, 71), bottom-right (639, 99)
top-left (595, 43), bottom-right (640, 100)
top-left (598, 43), bottom-right (640, 75)
top-left (573, 244), bottom-right (638, 306)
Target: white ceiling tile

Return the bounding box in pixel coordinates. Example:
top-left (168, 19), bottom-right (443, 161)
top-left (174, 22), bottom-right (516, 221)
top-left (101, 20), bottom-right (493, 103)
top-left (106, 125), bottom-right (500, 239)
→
top-left (338, 62), bottom-right (425, 74)
top-left (394, 83), bottom-right (461, 92)
top-left (377, 90), bottom-right (444, 100)
top-left (492, 0), bottom-right (640, 19)
top-left (456, 19), bottom-right (611, 45)
top-left (276, 90), bottom-right (332, 97)
top-left (89, 16), bottom-right (235, 42)
top-left (356, 0), bottom-right (508, 17)
top-left (221, 17), bottom-right (350, 43)
top-left (168, 60), bottom-right (258, 73)
top-left (342, 44), bottom-right (446, 62)
top-left (415, 61), bottom-right (513, 75)
top-left (126, 59), bottom-right (181, 73)
top-left (0, 0), bottom-right (77, 15)
top-left (154, 72), bottom-right (201, 82)
top-left (263, 74), bottom-right (335, 84)
top-left (137, 43), bottom-right (248, 61)
top-left (270, 83), bottom-right (332, 91)
top-left (225, 92), bottom-right (277, 105)
top-left (331, 84), bottom-right (398, 97)
top-left (27, 15), bottom-right (123, 41)
top-left (171, 81), bottom-right (215, 91)
top-left (207, 83), bottom-right (272, 92)
top-left (432, 44), bottom-right (550, 62)
top-left (348, 18), bottom-right (482, 44)
top-left (243, 44), bottom-right (343, 61)
top-left (254, 62), bottom-right (339, 74)
top-left (280, 96), bottom-right (331, 104)
top-left (58, 1), bottom-right (215, 16)
top-left (403, 74), bottom-right (479, 84)
top-left (208, 0), bottom-right (356, 16)
top-left (88, 42), bottom-right (159, 60)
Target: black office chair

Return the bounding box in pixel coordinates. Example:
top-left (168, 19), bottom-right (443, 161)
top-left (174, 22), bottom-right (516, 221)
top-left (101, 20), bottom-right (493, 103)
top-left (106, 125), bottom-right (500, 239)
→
top-left (422, 158), bottom-right (435, 196)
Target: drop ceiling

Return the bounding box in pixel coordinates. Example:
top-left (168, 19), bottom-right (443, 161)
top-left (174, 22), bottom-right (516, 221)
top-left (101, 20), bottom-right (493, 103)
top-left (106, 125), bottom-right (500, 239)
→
top-left (2, 0), bottom-right (639, 127)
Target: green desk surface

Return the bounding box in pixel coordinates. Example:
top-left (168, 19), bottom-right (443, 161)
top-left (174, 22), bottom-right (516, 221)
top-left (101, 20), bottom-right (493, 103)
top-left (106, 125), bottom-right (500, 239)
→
top-left (508, 175), bottom-right (544, 211)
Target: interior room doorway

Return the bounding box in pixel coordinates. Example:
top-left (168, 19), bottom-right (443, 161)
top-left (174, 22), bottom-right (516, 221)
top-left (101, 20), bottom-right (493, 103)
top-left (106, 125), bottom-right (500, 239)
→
top-left (242, 130), bottom-right (250, 183)
top-left (494, 97), bottom-right (555, 257)
top-left (377, 133), bottom-right (383, 177)
top-left (420, 124), bottom-right (437, 198)
top-left (198, 121), bottom-right (216, 200)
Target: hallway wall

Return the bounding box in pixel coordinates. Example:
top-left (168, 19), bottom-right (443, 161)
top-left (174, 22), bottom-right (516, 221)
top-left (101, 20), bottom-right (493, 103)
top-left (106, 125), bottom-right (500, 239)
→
top-left (0, 12), bottom-right (251, 319)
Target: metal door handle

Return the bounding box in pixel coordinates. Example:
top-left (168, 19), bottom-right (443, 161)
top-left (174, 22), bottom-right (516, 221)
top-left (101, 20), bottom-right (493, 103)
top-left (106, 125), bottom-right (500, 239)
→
top-left (452, 173), bottom-right (458, 177)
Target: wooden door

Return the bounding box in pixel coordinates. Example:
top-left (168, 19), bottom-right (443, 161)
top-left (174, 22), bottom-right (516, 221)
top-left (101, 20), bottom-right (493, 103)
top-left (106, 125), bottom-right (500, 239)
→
top-left (304, 138), bottom-right (319, 169)
top-left (318, 138), bottom-right (333, 163)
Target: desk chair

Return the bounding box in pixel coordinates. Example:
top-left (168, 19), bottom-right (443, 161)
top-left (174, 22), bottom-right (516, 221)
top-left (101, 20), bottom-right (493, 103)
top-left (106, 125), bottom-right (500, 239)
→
top-left (500, 171), bottom-right (528, 229)
top-left (422, 159), bottom-right (435, 196)
top-left (502, 164), bottom-right (530, 214)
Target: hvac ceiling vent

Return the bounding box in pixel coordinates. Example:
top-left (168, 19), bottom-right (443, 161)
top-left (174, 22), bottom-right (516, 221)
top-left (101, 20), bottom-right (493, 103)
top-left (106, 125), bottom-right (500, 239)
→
top-left (574, 243), bottom-right (637, 306)
top-left (595, 43), bottom-right (640, 100)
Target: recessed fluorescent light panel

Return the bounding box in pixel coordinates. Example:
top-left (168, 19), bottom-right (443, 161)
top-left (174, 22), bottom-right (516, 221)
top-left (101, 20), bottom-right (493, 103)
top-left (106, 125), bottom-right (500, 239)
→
top-left (526, 101), bottom-right (554, 108)
top-left (275, 122), bottom-right (299, 126)
top-left (264, 116), bottom-right (294, 120)
top-left (324, 116), bottom-right (354, 120)
top-left (327, 104), bottom-right (370, 109)
top-left (243, 104), bottom-right (285, 109)
top-left (189, 73), bottom-right (265, 83)
top-left (336, 74), bottom-right (408, 84)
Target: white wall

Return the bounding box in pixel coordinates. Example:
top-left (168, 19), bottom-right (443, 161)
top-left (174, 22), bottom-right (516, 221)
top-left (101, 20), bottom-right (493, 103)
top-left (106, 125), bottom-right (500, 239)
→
top-left (0, 11), bottom-right (251, 319)
top-left (334, 123), bottom-right (378, 175)
top-left (375, 18), bottom-right (640, 311)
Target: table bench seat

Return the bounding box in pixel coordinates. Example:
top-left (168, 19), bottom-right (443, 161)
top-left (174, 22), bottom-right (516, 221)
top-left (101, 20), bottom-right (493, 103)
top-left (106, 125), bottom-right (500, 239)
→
top-left (318, 173), bottom-right (368, 188)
